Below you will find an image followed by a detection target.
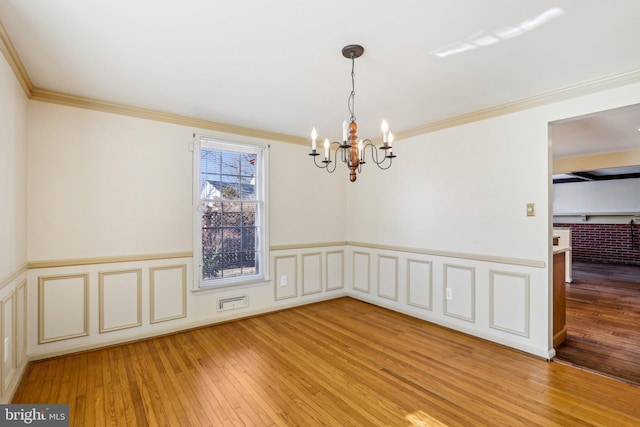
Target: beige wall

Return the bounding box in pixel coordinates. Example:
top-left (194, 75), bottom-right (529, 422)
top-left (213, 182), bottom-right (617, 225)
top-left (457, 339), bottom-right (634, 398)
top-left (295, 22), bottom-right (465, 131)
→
top-left (0, 51), bottom-right (29, 404)
top-left (27, 102), bottom-right (192, 260)
top-left (27, 101), bottom-right (345, 261)
top-left (0, 50), bottom-right (28, 280)
top-left (347, 111), bottom-right (549, 260)
top-left (269, 138), bottom-right (346, 246)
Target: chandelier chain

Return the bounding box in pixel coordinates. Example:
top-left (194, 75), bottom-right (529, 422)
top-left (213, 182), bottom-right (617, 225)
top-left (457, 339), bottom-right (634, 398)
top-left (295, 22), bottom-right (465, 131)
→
top-left (348, 53), bottom-right (356, 123)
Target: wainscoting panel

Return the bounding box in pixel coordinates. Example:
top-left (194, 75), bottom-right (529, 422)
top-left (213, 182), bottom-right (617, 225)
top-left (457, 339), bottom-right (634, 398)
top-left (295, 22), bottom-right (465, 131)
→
top-left (19, 242), bottom-right (551, 364)
top-left (407, 259), bottom-right (432, 310)
top-left (149, 265), bottom-right (187, 324)
top-left (326, 251), bottom-right (344, 291)
top-left (353, 252), bottom-right (370, 293)
top-left (38, 274), bottom-right (89, 344)
top-left (377, 255), bottom-right (398, 301)
top-left (443, 264), bottom-right (476, 323)
top-left (274, 255), bottom-right (298, 301)
top-left (1, 293), bottom-right (15, 393)
top-left (346, 243), bottom-right (550, 359)
top-left (0, 278), bottom-right (27, 401)
top-left (489, 270), bottom-right (530, 337)
top-left (302, 253), bottom-right (322, 296)
top-left (99, 269), bottom-right (142, 333)
top-left (14, 282), bottom-right (27, 368)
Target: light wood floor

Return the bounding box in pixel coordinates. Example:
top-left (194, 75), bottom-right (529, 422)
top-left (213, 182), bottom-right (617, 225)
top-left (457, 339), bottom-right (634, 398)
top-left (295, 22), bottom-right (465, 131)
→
top-left (555, 261), bottom-right (640, 386)
top-left (14, 297), bottom-right (640, 426)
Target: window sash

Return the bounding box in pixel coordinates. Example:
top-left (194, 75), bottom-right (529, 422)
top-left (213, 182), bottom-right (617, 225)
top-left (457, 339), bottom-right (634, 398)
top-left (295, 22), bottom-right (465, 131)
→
top-left (195, 136), bottom-right (268, 289)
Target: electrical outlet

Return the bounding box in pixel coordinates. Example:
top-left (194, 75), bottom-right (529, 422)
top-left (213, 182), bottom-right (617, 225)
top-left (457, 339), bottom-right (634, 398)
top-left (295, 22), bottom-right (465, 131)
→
top-left (280, 275), bottom-right (287, 287)
top-left (446, 288), bottom-right (453, 300)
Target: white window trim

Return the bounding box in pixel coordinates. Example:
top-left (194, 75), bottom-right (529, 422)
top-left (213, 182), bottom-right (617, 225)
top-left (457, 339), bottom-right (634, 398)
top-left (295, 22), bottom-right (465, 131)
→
top-left (192, 135), bottom-right (270, 291)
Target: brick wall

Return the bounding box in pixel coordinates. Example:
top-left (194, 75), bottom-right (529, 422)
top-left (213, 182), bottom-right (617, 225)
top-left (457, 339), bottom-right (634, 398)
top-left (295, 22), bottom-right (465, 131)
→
top-left (554, 223), bottom-right (640, 266)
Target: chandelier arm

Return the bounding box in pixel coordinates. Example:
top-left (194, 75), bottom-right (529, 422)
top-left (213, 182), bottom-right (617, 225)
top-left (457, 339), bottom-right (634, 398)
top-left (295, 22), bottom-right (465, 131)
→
top-left (339, 142), bottom-right (349, 164)
top-left (360, 139), bottom-right (372, 164)
top-left (310, 140), bottom-right (350, 173)
top-left (361, 140), bottom-right (389, 166)
top-left (361, 140), bottom-right (396, 170)
top-left (375, 157), bottom-right (393, 170)
top-left (312, 154), bottom-right (329, 169)
top-left (330, 141), bottom-right (346, 170)
top-left (325, 155), bottom-right (338, 173)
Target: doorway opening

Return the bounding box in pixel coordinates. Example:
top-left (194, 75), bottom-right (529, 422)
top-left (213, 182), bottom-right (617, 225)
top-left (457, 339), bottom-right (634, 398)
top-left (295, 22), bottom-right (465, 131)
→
top-left (550, 103), bottom-right (640, 386)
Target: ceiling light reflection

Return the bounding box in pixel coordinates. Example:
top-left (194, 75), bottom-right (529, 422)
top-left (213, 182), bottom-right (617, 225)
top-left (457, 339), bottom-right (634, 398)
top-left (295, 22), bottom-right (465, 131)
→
top-left (433, 42), bottom-right (477, 57)
top-left (519, 7), bottom-right (565, 32)
top-left (432, 7), bottom-right (565, 58)
top-left (494, 26), bottom-right (523, 40)
top-left (472, 34), bottom-right (500, 47)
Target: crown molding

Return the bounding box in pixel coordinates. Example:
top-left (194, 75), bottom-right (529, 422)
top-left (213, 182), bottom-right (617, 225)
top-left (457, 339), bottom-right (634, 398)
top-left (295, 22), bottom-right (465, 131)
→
top-left (0, 18), bottom-right (33, 97)
top-left (31, 68), bottom-right (640, 147)
top-left (396, 69), bottom-right (640, 140)
top-left (30, 88), bottom-right (308, 145)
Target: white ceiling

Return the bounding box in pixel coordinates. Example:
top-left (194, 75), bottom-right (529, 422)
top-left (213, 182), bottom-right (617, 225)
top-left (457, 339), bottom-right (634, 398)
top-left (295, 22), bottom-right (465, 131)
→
top-left (2, 1), bottom-right (640, 146)
top-left (551, 103), bottom-right (640, 158)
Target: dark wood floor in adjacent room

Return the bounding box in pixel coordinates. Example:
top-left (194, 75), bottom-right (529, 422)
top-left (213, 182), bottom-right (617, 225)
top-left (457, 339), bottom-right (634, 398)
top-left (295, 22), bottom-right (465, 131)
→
top-left (555, 261), bottom-right (640, 387)
top-left (14, 297), bottom-right (640, 426)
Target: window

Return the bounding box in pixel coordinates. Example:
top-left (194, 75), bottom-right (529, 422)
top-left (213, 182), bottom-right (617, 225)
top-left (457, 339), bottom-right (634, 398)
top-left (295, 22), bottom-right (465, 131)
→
top-left (194, 137), bottom-right (268, 289)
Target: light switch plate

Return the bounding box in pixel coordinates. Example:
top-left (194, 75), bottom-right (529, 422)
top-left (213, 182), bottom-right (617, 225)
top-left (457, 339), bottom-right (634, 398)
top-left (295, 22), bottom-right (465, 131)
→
top-left (526, 203), bottom-right (535, 217)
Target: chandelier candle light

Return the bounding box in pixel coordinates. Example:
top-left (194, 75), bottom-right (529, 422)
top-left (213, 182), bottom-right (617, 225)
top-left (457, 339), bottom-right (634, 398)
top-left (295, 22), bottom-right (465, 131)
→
top-left (309, 44), bottom-right (396, 182)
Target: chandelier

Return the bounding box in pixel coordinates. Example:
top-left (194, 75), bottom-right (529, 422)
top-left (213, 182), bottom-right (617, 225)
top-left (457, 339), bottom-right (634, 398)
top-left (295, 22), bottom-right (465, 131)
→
top-left (309, 44), bottom-right (395, 182)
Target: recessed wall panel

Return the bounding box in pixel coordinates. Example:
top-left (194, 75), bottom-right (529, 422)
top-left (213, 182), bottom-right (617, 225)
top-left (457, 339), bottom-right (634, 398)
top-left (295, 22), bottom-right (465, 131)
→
top-left (326, 251), bottom-right (344, 291)
top-left (15, 282), bottom-right (27, 366)
top-left (150, 265), bottom-right (186, 324)
top-left (38, 274), bottom-right (89, 344)
top-left (274, 255), bottom-right (298, 300)
top-left (353, 252), bottom-right (370, 293)
top-left (2, 294), bottom-right (15, 392)
top-left (377, 255), bottom-right (398, 301)
top-left (490, 271), bottom-right (530, 337)
top-left (99, 269), bottom-right (142, 333)
top-left (302, 253), bottom-right (322, 296)
top-left (407, 259), bottom-right (432, 310)
top-left (443, 265), bottom-right (475, 323)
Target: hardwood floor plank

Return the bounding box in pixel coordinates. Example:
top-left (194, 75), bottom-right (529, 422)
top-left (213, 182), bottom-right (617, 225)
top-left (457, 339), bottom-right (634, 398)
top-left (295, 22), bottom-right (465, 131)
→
top-left (40, 357), bottom-right (65, 404)
top-left (14, 297), bottom-right (640, 426)
top-left (86, 351), bottom-right (106, 427)
top-left (555, 261), bottom-right (640, 387)
top-left (238, 319), bottom-right (401, 425)
top-left (134, 340), bottom-right (184, 427)
top-left (282, 310), bottom-right (493, 424)
top-left (71, 354), bottom-right (87, 427)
